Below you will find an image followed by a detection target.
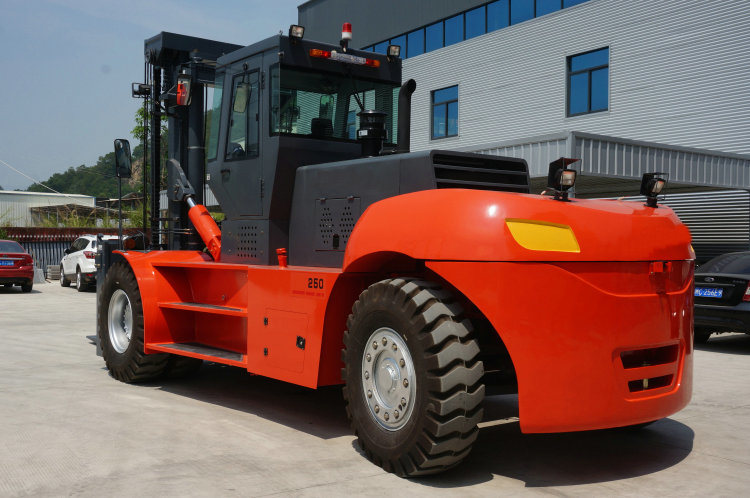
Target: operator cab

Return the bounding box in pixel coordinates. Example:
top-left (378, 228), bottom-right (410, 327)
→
top-left (205, 34), bottom-right (401, 223)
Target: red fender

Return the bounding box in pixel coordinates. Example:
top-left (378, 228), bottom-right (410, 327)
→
top-left (343, 189), bottom-right (692, 271)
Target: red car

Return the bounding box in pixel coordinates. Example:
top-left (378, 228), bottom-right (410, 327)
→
top-left (0, 240), bottom-right (34, 292)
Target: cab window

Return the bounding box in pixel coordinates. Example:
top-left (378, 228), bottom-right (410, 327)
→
top-left (270, 65), bottom-right (398, 144)
top-left (226, 71), bottom-right (260, 160)
top-left (206, 74), bottom-right (224, 162)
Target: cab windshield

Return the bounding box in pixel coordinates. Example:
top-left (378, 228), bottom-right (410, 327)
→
top-left (270, 65), bottom-right (399, 144)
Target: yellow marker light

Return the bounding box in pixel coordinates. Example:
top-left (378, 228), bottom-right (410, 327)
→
top-left (505, 219), bottom-right (581, 253)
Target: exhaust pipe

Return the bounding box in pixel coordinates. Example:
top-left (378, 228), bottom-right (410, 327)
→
top-left (397, 79), bottom-right (416, 153)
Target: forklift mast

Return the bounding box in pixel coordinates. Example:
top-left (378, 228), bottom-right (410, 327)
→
top-left (143, 32), bottom-right (241, 250)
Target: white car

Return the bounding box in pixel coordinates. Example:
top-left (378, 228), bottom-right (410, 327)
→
top-left (60, 235), bottom-right (118, 291)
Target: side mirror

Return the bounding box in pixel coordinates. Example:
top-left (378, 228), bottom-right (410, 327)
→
top-left (64, 248), bottom-right (70, 255)
top-left (113, 139), bottom-right (132, 179)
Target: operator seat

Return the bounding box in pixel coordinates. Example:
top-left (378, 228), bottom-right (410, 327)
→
top-left (310, 118), bottom-right (333, 137)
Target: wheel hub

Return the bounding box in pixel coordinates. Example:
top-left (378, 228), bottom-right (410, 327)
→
top-left (108, 289), bottom-right (133, 353)
top-left (361, 327), bottom-right (416, 430)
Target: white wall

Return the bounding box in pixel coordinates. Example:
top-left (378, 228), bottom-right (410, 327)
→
top-left (404, 0), bottom-right (750, 157)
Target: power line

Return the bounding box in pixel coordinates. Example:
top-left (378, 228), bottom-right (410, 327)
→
top-left (0, 157), bottom-right (64, 194)
top-left (0, 157), bottom-right (100, 201)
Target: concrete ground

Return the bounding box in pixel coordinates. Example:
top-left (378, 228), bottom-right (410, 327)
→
top-left (1, 282), bottom-right (749, 497)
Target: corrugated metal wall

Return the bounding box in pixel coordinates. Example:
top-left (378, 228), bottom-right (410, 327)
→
top-left (402, 0), bottom-right (750, 158)
top-left (472, 132), bottom-right (750, 190)
top-left (575, 133), bottom-right (750, 188)
top-left (610, 190), bottom-right (750, 263)
top-left (663, 191), bottom-right (750, 262)
top-left (0, 191), bottom-right (96, 227)
top-left (470, 133), bottom-right (570, 177)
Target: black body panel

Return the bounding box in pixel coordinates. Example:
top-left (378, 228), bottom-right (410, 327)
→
top-left (288, 150), bottom-right (529, 267)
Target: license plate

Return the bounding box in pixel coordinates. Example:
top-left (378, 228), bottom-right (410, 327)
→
top-left (695, 287), bottom-right (723, 298)
top-left (0, 260), bottom-right (13, 266)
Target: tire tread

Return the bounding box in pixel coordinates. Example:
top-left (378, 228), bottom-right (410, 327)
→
top-left (342, 277), bottom-right (484, 477)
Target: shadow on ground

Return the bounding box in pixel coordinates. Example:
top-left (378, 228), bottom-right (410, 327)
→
top-left (157, 362), bottom-right (350, 439)
top-left (415, 394), bottom-right (693, 487)
top-left (87, 341), bottom-right (694, 487)
top-left (695, 332), bottom-right (750, 355)
top-left (0, 286), bottom-right (41, 294)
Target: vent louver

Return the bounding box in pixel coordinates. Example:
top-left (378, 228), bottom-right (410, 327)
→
top-left (432, 152), bottom-right (530, 193)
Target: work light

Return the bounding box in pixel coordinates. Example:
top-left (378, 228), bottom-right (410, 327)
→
top-left (640, 172), bottom-right (667, 208)
top-left (387, 44), bottom-right (401, 58)
top-left (547, 157), bottom-right (579, 201)
top-left (289, 25), bottom-right (305, 40)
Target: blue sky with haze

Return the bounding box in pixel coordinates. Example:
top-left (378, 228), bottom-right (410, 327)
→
top-left (0, 0), bottom-right (299, 190)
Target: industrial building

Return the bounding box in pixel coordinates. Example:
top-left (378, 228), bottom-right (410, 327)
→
top-left (0, 190), bottom-right (96, 228)
top-left (297, 0), bottom-right (750, 259)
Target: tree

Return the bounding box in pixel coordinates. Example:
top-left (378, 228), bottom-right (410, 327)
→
top-left (131, 106), bottom-right (168, 185)
top-left (26, 153), bottom-right (139, 198)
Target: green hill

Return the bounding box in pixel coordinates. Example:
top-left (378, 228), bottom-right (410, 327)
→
top-left (27, 145), bottom-right (145, 199)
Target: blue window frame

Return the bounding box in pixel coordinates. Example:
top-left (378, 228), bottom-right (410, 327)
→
top-left (425, 21), bottom-right (443, 52)
top-left (567, 47), bottom-right (609, 116)
top-left (362, 1), bottom-right (591, 59)
top-left (465, 6), bottom-right (486, 39)
top-left (536, 0), bottom-right (562, 16)
top-left (373, 41), bottom-right (389, 54)
top-left (510, 0), bottom-right (534, 24)
top-left (487, 0), bottom-right (510, 31)
top-left (444, 14), bottom-right (464, 46)
top-left (431, 85), bottom-right (458, 139)
top-left (407, 29), bottom-right (424, 57)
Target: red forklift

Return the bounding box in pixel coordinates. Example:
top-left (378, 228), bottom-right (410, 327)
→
top-left (98, 24), bottom-right (694, 476)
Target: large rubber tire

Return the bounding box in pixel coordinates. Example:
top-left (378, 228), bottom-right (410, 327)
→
top-left (694, 327), bottom-right (712, 344)
top-left (60, 266), bottom-right (71, 287)
top-left (21, 280), bottom-right (33, 293)
top-left (164, 355), bottom-right (203, 379)
top-left (76, 267), bottom-right (87, 292)
top-left (98, 261), bottom-right (168, 382)
top-left (342, 278), bottom-right (484, 477)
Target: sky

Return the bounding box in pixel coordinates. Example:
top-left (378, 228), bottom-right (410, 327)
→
top-left (0, 0), bottom-right (300, 190)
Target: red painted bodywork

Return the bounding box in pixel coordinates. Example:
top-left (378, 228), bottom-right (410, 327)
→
top-left (116, 189), bottom-right (694, 432)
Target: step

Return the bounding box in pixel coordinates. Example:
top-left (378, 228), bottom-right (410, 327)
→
top-left (158, 301), bottom-right (247, 317)
top-left (149, 342), bottom-right (246, 367)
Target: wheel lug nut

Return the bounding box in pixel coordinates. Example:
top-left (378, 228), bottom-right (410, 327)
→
top-left (382, 338), bottom-right (387, 346)
top-left (399, 359), bottom-right (405, 367)
top-left (367, 390), bottom-right (372, 398)
top-left (364, 371), bottom-right (369, 380)
top-left (366, 353), bottom-right (371, 362)
top-left (384, 412), bottom-right (389, 421)
top-left (392, 344), bottom-right (397, 351)
top-left (394, 410), bottom-right (399, 418)
top-left (372, 341), bottom-right (378, 350)
top-left (401, 397), bottom-right (407, 406)
top-left (403, 379), bottom-right (409, 387)
top-left (374, 405), bottom-right (380, 413)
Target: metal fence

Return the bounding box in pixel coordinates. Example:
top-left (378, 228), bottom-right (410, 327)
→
top-left (3, 227), bottom-right (142, 278)
top-left (21, 241), bottom-right (68, 277)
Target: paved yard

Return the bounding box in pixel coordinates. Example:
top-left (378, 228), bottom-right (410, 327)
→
top-left (1, 282), bottom-right (748, 496)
